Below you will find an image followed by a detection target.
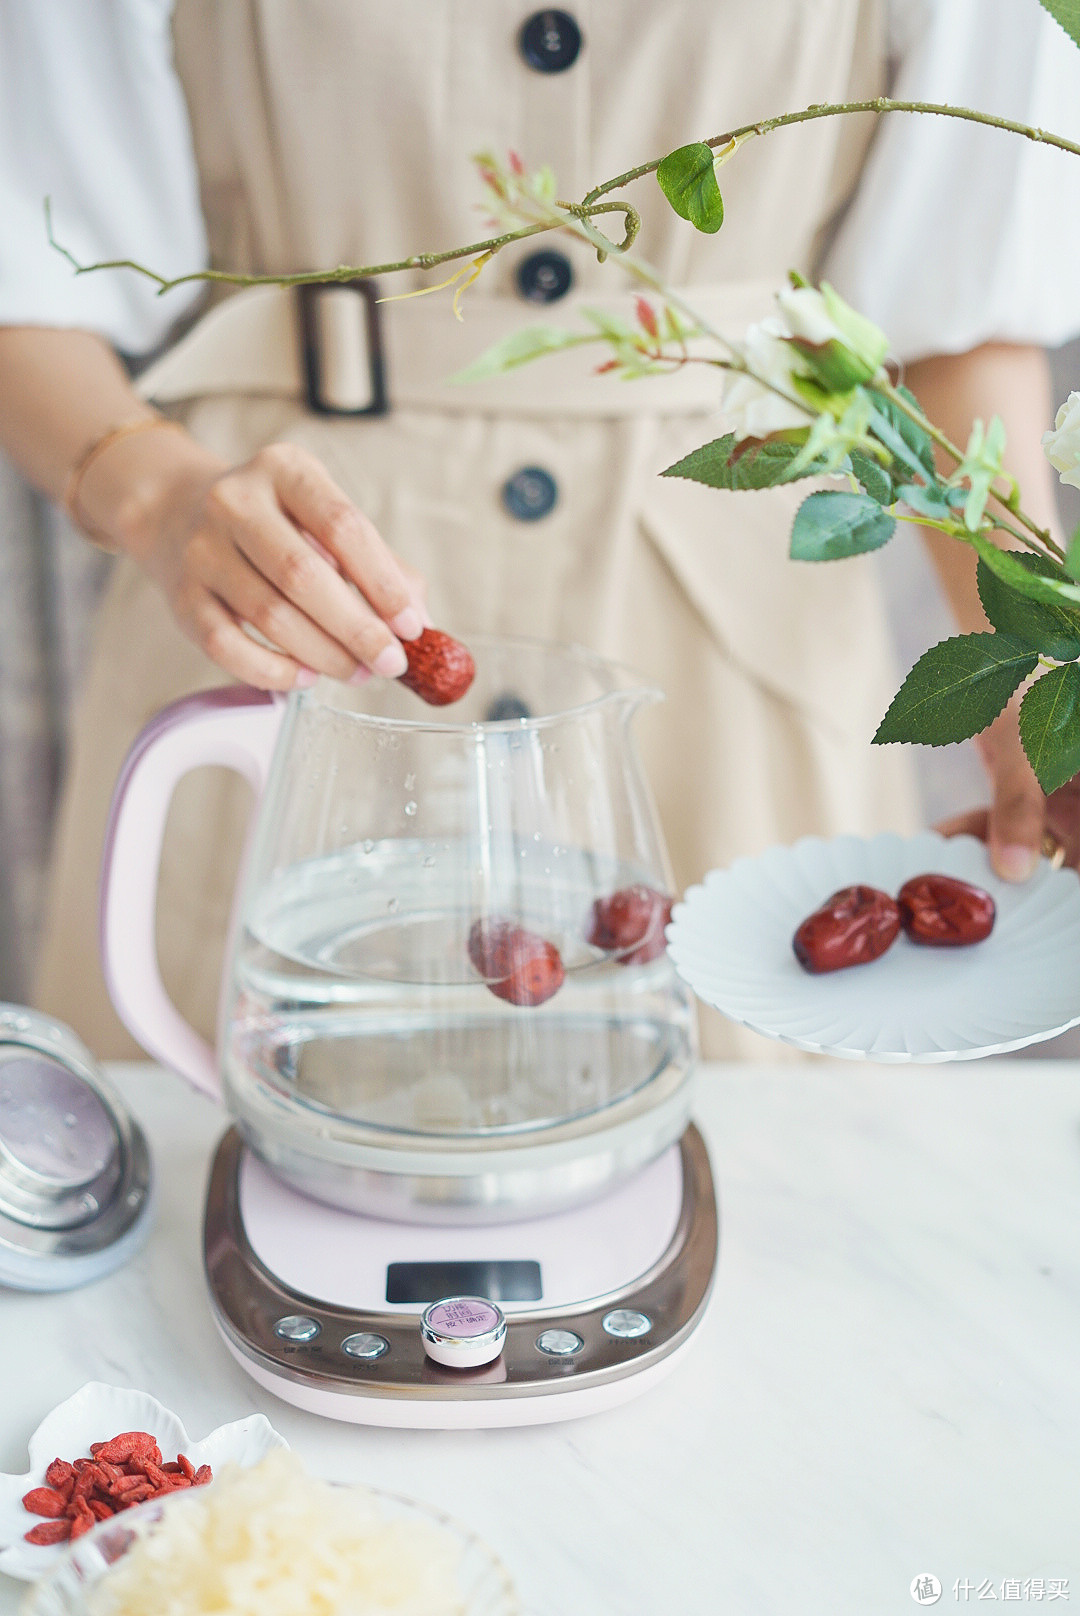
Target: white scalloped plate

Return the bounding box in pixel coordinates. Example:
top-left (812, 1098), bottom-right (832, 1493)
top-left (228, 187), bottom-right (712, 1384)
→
top-left (666, 831), bottom-right (1080, 1061)
top-left (0, 1383), bottom-right (288, 1581)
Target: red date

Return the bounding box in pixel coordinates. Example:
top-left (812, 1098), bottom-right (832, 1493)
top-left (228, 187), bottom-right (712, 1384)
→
top-left (793, 885), bottom-right (901, 974)
top-left (467, 917), bottom-right (564, 1006)
top-left (897, 874), bottom-right (996, 947)
top-left (586, 885), bottom-right (673, 966)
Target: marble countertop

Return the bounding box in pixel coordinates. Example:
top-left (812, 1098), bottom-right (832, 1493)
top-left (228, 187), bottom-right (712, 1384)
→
top-left (1, 1058), bottom-right (1077, 1615)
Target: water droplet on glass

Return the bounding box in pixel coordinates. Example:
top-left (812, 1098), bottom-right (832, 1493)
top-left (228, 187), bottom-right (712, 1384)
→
top-left (533, 831), bottom-right (542, 841)
top-left (404, 800), bottom-right (417, 816)
top-left (63, 1113), bottom-right (77, 1128)
top-left (387, 897), bottom-right (399, 913)
top-left (363, 839), bottom-right (375, 854)
top-left (422, 855), bottom-right (436, 868)
top-left (404, 773), bottom-right (416, 790)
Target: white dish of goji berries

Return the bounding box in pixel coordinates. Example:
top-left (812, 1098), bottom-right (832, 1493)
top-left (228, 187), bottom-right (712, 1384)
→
top-left (0, 1382), bottom-right (287, 1581)
top-left (666, 830), bottom-right (1080, 1061)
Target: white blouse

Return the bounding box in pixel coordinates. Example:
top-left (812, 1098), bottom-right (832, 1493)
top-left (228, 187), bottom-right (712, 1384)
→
top-left (2, 0), bottom-right (1080, 362)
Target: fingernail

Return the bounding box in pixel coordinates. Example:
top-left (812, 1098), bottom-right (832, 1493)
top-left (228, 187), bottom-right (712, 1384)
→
top-left (372, 641), bottom-right (409, 679)
top-left (993, 843), bottom-right (1038, 881)
top-left (390, 606), bottom-right (424, 641)
top-left (348, 665), bottom-right (371, 686)
top-left (293, 668), bottom-right (318, 689)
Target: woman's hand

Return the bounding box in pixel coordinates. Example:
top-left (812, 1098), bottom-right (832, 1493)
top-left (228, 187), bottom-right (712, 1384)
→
top-left (89, 430), bottom-right (428, 691)
top-left (936, 697), bottom-right (1080, 875)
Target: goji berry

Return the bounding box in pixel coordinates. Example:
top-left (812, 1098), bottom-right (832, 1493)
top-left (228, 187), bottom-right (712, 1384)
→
top-left (95, 1431), bottom-right (157, 1465)
top-left (22, 1430), bottom-right (214, 1544)
top-left (24, 1519), bottom-right (72, 1546)
top-left (69, 1500), bottom-right (95, 1541)
top-left (21, 1488), bottom-right (67, 1518)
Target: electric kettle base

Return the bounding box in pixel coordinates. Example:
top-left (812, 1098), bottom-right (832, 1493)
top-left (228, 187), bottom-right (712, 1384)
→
top-left (203, 1124), bottom-right (718, 1428)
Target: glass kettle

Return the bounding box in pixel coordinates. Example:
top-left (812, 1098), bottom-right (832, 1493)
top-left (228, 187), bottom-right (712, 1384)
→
top-left (101, 635), bottom-right (697, 1222)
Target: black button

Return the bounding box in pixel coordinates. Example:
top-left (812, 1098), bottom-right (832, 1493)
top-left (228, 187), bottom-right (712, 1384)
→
top-left (519, 10), bottom-right (583, 73)
top-left (502, 467), bottom-right (558, 521)
top-left (484, 693), bottom-right (533, 722)
top-left (516, 249), bottom-right (573, 304)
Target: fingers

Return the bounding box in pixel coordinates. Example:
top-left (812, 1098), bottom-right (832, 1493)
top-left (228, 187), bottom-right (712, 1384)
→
top-left (180, 588), bottom-right (310, 691)
top-left (939, 776), bottom-right (1045, 881)
top-left (192, 535), bottom-right (358, 682)
top-left (985, 760), bottom-right (1045, 880)
top-left (206, 475), bottom-right (409, 677)
top-left (1043, 778), bottom-right (1080, 870)
top-left (159, 443), bottom-right (432, 689)
top-left (934, 808), bottom-right (989, 841)
top-left (257, 444), bottom-right (426, 640)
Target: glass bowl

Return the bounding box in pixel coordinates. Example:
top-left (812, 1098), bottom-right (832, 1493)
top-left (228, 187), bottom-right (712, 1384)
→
top-left (21, 1478), bottom-right (519, 1616)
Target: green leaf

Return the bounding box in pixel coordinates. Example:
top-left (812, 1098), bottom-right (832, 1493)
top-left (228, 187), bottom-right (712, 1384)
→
top-left (1019, 664), bottom-right (1080, 793)
top-left (451, 324), bottom-right (595, 383)
top-left (951, 415), bottom-right (1009, 532)
top-left (790, 491), bottom-right (895, 561)
top-left (975, 550), bottom-right (1080, 660)
top-left (848, 449), bottom-right (892, 505)
top-left (661, 432), bottom-right (826, 490)
top-left (1065, 522), bottom-right (1080, 582)
top-left (874, 633), bottom-right (1038, 746)
top-left (868, 389), bottom-right (936, 480)
top-left (656, 143), bottom-right (725, 234)
top-left (1039, 0), bottom-right (1080, 49)
top-left (894, 483), bottom-right (944, 520)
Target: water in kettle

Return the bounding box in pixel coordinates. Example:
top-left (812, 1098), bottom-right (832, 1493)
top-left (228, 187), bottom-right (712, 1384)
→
top-left (224, 836), bottom-right (693, 1141)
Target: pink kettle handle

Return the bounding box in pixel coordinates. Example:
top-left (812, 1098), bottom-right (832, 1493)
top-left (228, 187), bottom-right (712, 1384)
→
top-left (99, 686), bottom-right (286, 1100)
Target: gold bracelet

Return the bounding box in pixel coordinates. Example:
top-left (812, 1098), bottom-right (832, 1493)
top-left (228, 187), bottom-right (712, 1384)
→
top-left (63, 415), bottom-right (185, 552)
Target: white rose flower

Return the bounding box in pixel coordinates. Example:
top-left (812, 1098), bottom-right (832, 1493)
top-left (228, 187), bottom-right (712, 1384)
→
top-left (775, 286), bottom-right (844, 347)
top-left (1042, 392), bottom-right (1080, 491)
top-left (722, 317), bottom-right (810, 439)
top-left (777, 282), bottom-right (888, 384)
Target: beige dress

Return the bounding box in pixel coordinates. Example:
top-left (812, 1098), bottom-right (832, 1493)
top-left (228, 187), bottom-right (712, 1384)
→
top-left (34, 0), bottom-right (918, 1058)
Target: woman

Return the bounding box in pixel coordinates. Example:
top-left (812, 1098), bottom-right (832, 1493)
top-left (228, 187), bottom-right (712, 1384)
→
top-left (1, 0), bottom-right (1078, 1057)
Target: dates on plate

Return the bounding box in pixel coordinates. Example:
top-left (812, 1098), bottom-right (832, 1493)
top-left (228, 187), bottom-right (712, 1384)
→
top-left (897, 873), bottom-right (996, 947)
top-left (792, 885), bottom-right (901, 974)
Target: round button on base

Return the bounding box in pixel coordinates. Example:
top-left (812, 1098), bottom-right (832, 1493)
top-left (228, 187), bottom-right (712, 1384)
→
top-left (421, 1296), bottom-right (507, 1369)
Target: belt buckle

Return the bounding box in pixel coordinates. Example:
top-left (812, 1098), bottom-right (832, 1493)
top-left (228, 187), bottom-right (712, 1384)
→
top-left (297, 279), bottom-right (388, 417)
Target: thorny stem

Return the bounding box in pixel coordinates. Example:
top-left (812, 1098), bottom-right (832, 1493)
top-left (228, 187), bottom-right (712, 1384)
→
top-left (47, 99), bottom-right (1080, 298)
top-left (581, 97), bottom-right (1080, 204)
top-left (44, 197), bottom-right (640, 295)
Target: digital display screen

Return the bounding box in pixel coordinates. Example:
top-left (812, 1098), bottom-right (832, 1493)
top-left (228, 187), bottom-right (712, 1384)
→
top-left (385, 1260), bottom-right (542, 1305)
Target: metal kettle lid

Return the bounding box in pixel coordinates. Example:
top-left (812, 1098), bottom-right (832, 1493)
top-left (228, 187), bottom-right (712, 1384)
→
top-left (0, 1005), bottom-right (151, 1291)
